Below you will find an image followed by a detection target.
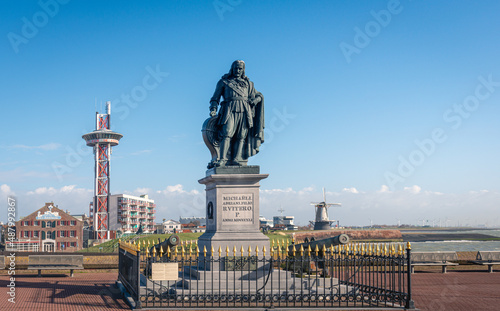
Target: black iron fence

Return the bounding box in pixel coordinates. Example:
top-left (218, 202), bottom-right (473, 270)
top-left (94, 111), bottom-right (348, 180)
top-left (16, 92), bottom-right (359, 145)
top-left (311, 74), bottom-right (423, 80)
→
top-left (118, 240), bottom-right (415, 309)
top-left (118, 242), bottom-right (141, 308)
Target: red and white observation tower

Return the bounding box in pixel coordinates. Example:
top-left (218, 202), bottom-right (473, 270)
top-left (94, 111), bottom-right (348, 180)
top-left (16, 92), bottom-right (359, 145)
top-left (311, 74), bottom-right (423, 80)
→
top-left (82, 101), bottom-right (123, 241)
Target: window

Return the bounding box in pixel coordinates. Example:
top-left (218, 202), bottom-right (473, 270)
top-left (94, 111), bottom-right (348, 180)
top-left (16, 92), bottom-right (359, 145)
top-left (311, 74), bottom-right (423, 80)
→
top-left (71, 221), bottom-right (76, 226)
top-left (34, 231), bottom-right (39, 238)
top-left (34, 221), bottom-right (40, 226)
top-left (46, 221), bottom-right (51, 228)
top-left (70, 231), bottom-right (76, 237)
top-left (60, 231), bottom-right (65, 237)
top-left (24, 221), bottom-right (29, 226)
top-left (61, 220), bottom-right (65, 226)
top-left (71, 242), bottom-right (76, 247)
top-left (47, 231), bottom-right (52, 239)
top-left (23, 231), bottom-right (29, 237)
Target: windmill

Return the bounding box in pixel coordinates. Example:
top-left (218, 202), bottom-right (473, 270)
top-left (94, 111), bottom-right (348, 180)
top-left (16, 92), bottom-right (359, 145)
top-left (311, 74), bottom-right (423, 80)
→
top-left (311, 188), bottom-right (341, 230)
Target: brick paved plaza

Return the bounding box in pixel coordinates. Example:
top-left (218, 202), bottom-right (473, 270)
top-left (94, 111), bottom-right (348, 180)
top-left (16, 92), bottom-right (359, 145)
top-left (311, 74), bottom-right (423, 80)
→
top-left (1, 270), bottom-right (499, 310)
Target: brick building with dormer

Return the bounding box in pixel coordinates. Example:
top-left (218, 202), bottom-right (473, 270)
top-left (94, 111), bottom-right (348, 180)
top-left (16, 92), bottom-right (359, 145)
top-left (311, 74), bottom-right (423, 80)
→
top-left (13, 203), bottom-right (84, 252)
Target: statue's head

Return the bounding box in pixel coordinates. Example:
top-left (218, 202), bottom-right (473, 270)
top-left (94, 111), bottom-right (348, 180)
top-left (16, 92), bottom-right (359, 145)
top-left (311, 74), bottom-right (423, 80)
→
top-left (229, 60), bottom-right (246, 79)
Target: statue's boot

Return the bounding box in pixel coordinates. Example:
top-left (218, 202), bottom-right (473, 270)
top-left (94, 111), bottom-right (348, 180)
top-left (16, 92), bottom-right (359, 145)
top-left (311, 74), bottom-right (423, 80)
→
top-left (232, 139), bottom-right (245, 166)
top-left (217, 137), bottom-right (231, 166)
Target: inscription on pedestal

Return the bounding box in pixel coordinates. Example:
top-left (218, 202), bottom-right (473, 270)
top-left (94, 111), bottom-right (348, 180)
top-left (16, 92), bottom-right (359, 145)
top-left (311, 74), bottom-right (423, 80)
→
top-left (221, 193), bottom-right (254, 223)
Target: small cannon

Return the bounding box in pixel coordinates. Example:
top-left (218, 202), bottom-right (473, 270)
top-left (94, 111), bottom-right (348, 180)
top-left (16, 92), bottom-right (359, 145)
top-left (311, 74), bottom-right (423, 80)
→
top-left (151, 234), bottom-right (180, 256)
top-left (288, 233), bottom-right (349, 256)
top-left (285, 234), bottom-right (350, 275)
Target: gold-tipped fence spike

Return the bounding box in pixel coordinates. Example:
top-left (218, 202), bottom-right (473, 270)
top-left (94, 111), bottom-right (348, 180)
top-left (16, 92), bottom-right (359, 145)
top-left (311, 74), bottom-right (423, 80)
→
top-left (307, 245), bottom-right (312, 256)
top-left (406, 242), bottom-right (411, 250)
top-left (398, 244), bottom-right (403, 256)
top-left (152, 246), bottom-right (157, 257)
top-left (188, 245), bottom-right (193, 257)
top-left (233, 245), bottom-right (237, 256)
top-left (210, 246), bottom-right (214, 257)
top-left (240, 245), bottom-right (245, 256)
top-left (321, 244), bottom-right (326, 257)
top-left (300, 245), bottom-right (304, 256)
top-left (248, 245), bottom-right (252, 256)
top-left (218, 246), bottom-right (222, 257)
top-left (263, 245), bottom-right (266, 256)
top-left (384, 244), bottom-right (388, 256)
top-left (159, 245), bottom-right (164, 255)
top-left (203, 246), bottom-right (207, 257)
top-left (255, 246), bottom-right (259, 256)
top-left (181, 245), bottom-right (186, 259)
top-left (292, 245), bottom-right (296, 256)
top-left (314, 244), bottom-right (320, 256)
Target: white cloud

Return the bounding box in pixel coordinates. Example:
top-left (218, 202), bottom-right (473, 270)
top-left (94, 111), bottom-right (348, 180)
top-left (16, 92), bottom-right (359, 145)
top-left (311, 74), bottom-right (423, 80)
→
top-left (404, 185), bottom-right (421, 194)
top-left (342, 187), bottom-right (359, 194)
top-left (378, 185), bottom-right (391, 193)
top-left (1, 184), bottom-right (14, 195)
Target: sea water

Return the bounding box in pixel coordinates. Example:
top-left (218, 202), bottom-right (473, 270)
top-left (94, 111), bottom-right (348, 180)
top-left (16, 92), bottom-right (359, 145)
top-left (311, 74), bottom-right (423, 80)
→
top-left (410, 229), bottom-right (500, 252)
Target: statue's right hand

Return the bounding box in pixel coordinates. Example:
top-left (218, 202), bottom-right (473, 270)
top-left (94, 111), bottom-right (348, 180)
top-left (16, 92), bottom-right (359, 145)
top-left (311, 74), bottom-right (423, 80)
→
top-left (210, 109), bottom-right (217, 117)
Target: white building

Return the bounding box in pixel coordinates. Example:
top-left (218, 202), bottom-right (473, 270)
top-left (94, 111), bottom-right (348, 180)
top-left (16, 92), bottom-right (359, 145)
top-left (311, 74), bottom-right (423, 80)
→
top-left (273, 215), bottom-right (297, 230)
top-left (109, 194), bottom-right (156, 234)
top-left (159, 219), bottom-right (182, 234)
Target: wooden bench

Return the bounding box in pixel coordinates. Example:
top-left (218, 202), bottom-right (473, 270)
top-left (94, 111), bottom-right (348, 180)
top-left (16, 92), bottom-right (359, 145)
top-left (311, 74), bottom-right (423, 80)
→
top-left (470, 251), bottom-right (500, 273)
top-left (28, 255), bottom-right (84, 277)
top-left (410, 252), bottom-right (458, 273)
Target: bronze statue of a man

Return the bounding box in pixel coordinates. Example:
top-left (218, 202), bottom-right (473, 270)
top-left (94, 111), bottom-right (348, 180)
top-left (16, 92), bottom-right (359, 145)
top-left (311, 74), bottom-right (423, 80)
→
top-left (203, 60), bottom-right (264, 168)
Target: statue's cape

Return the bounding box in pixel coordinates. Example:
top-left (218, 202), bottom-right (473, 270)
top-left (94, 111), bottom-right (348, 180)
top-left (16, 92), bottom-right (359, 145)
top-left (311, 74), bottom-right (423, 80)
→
top-left (246, 90), bottom-right (264, 158)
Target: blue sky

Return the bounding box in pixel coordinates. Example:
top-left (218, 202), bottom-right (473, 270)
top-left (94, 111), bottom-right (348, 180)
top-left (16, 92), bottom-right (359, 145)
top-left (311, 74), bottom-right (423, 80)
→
top-left (1, 0), bottom-right (499, 227)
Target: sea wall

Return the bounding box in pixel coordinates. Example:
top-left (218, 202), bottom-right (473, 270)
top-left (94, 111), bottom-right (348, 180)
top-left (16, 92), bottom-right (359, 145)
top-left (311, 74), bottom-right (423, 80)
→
top-left (294, 229), bottom-right (403, 242)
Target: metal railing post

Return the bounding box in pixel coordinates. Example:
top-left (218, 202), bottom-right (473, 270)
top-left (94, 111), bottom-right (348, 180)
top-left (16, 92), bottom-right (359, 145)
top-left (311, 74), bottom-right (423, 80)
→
top-left (136, 248), bottom-right (142, 309)
top-left (405, 243), bottom-right (415, 309)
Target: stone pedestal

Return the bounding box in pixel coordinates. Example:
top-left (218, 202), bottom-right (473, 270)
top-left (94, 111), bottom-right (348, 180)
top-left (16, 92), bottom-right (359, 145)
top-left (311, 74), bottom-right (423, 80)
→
top-left (197, 166), bottom-right (270, 270)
